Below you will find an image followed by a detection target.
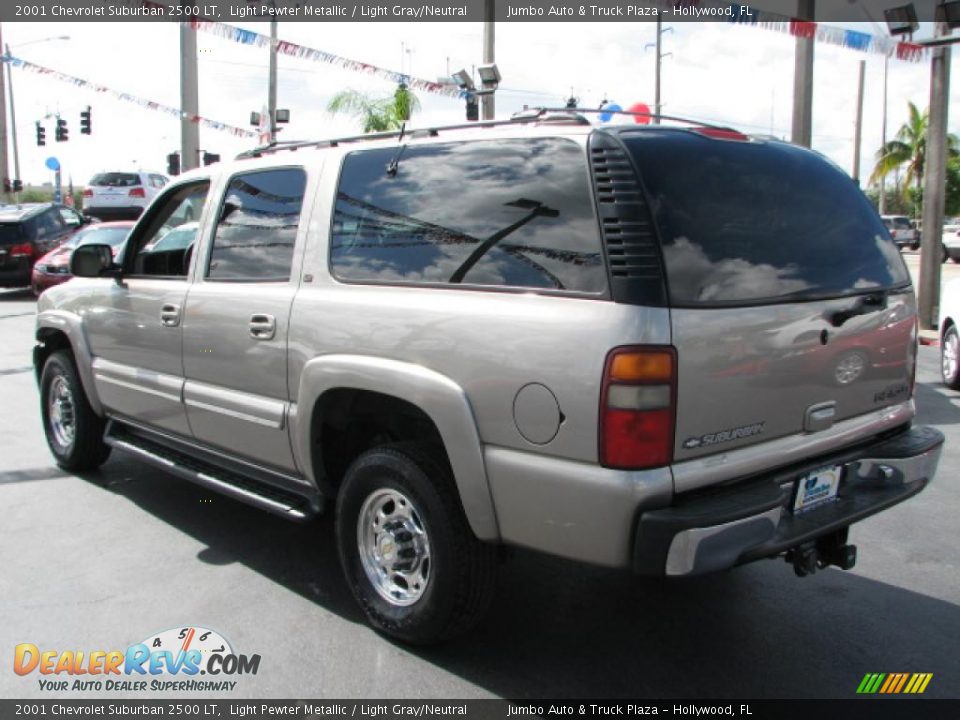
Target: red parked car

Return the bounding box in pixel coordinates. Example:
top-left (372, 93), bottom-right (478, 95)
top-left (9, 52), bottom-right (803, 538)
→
top-left (31, 221), bottom-right (134, 295)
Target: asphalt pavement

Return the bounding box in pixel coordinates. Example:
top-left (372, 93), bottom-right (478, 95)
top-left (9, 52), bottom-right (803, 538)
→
top-left (1, 286), bottom-right (958, 700)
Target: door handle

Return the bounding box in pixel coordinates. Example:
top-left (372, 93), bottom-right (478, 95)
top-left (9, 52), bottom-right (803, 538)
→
top-left (249, 313), bottom-right (276, 340)
top-left (160, 303), bottom-right (181, 327)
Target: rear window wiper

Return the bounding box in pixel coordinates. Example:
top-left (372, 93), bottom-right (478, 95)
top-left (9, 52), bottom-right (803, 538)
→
top-left (824, 290), bottom-right (889, 327)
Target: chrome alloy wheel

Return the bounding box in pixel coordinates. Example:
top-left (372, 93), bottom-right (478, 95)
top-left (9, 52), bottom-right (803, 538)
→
top-left (943, 330), bottom-right (959, 383)
top-left (835, 352), bottom-right (866, 385)
top-left (48, 375), bottom-right (76, 449)
top-left (357, 488), bottom-right (431, 607)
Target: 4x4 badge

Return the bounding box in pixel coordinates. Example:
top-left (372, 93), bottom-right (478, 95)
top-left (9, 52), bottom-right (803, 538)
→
top-left (683, 422), bottom-right (765, 449)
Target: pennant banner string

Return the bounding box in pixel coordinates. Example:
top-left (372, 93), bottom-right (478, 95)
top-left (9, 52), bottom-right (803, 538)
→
top-left (725, 4), bottom-right (925, 61)
top-left (134, 0), bottom-right (467, 99)
top-left (1, 53), bottom-right (258, 137)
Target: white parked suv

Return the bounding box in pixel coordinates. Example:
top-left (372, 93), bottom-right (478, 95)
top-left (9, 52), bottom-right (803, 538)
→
top-left (941, 217), bottom-right (960, 263)
top-left (82, 171), bottom-right (169, 221)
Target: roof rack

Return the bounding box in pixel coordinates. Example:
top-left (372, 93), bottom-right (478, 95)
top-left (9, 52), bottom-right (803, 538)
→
top-left (234, 107), bottom-right (733, 160)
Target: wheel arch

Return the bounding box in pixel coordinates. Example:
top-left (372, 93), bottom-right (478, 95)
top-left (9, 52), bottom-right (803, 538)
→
top-left (35, 311), bottom-right (104, 416)
top-left (293, 355), bottom-right (500, 541)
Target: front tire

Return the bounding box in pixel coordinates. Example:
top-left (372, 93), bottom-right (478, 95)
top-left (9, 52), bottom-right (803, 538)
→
top-left (335, 444), bottom-right (497, 644)
top-left (40, 350), bottom-right (111, 471)
top-left (942, 325), bottom-right (960, 390)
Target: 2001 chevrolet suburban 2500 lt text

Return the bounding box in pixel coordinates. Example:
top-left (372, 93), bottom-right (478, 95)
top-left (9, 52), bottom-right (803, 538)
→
top-left (35, 113), bottom-right (944, 644)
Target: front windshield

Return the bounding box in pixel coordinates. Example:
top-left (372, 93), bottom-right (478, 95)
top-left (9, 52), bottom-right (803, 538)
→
top-left (68, 226), bottom-right (131, 249)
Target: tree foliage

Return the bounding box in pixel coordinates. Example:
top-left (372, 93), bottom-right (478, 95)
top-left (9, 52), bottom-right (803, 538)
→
top-left (327, 84), bottom-right (421, 133)
top-left (869, 102), bottom-right (960, 215)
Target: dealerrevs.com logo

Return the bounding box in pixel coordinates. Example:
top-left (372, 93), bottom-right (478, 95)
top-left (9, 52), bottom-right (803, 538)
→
top-left (13, 626), bottom-right (261, 693)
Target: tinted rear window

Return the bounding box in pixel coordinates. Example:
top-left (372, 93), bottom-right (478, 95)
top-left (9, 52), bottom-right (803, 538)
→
top-left (622, 131), bottom-right (909, 306)
top-left (90, 173), bottom-right (141, 187)
top-left (0, 224), bottom-right (25, 245)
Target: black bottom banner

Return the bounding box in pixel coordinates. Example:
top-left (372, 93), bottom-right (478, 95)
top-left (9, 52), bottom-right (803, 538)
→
top-left (2, 699), bottom-right (957, 720)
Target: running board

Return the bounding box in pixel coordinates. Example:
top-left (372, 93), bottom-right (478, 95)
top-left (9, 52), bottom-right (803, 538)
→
top-left (104, 421), bottom-right (319, 521)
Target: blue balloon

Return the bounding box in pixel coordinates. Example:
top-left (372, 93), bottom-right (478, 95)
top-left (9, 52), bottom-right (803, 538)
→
top-left (45, 157), bottom-right (60, 171)
top-left (599, 103), bottom-right (622, 123)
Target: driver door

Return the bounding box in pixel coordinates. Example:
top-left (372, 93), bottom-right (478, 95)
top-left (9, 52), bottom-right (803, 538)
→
top-left (82, 181), bottom-right (210, 437)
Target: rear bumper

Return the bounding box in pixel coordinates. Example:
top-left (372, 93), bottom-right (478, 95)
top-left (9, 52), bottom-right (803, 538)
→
top-left (0, 261), bottom-right (32, 288)
top-left (83, 206), bottom-right (143, 221)
top-left (633, 425), bottom-right (943, 576)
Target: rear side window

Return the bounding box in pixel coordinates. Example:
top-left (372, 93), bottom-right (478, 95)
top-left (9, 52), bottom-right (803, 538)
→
top-left (330, 138), bottom-right (606, 294)
top-left (622, 131), bottom-right (910, 306)
top-left (0, 224), bottom-right (25, 244)
top-left (90, 172), bottom-right (141, 188)
top-left (207, 168), bottom-right (306, 282)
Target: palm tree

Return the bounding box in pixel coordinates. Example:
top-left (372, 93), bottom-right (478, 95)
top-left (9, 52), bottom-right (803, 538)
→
top-left (870, 102), bottom-right (960, 209)
top-left (327, 84), bottom-right (420, 133)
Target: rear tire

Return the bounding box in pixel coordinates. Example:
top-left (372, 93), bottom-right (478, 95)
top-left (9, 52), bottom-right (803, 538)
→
top-left (942, 326), bottom-right (960, 390)
top-left (40, 350), bottom-right (111, 471)
top-left (335, 443), bottom-right (498, 644)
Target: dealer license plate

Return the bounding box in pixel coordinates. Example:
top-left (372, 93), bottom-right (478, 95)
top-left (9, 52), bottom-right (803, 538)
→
top-left (793, 465), bottom-right (842, 514)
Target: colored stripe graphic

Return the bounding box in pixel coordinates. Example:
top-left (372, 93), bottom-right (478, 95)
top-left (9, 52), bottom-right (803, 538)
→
top-left (857, 673), bottom-right (933, 694)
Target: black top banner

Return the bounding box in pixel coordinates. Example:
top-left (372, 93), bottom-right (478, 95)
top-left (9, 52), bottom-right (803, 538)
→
top-left (0, 0), bottom-right (955, 23)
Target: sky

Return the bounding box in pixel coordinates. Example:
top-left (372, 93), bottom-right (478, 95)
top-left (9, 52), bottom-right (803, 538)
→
top-left (2, 17), bottom-right (957, 187)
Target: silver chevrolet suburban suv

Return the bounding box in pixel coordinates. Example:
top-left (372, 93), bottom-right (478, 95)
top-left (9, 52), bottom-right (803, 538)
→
top-left (35, 113), bottom-right (944, 644)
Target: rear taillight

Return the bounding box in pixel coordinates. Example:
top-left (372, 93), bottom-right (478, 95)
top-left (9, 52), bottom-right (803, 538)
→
top-left (129, 187), bottom-right (146, 198)
top-left (9, 242), bottom-right (33, 259)
top-left (82, 188), bottom-right (93, 198)
top-left (600, 347), bottom-right (676, 469)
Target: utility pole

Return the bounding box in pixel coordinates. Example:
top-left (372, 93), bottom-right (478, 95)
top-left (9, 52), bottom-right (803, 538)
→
top-left (852, 60), bottom-right (865, 185)
top-left (481, 0), bottom-right (495, 120)
top-left (879, 56), bottom-right (888, 214)
top-left (0, 23), bottom-right (10, 202)
top-left (919, 26), bottom-right (952, 330)
top-left (5, 42), bottom-right (21, 198)
top-left (791, 0), bottom-right (815, 147)
top-left (654, 17), bottom-right (662, 124)
top-left (179, 19), bottom-right (200, 172)
top-left (645, 20), bottom-right (672, 124)
top-left (268, 18), bottom-right (277, 141)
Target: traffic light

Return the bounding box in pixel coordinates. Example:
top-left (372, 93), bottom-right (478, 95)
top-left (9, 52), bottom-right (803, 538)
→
top-left (12, 180), bottom-right (22, 192)
top-left (202, 151), bottom-right (220, 166)
top-left (3, 178), bottom-right (10, 194)
top-left (36, 122), bottom-right (46, 146)
top-left (465, 94), bottom-right (479, 122)
top-left (80, 106), bottom-right (91, 135)
top-left (167, 152), bottom-right (180, 176)
top-left (55, 118), bottom-right (68, 142)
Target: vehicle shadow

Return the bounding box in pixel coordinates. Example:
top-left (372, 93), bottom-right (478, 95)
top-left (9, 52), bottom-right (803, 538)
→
top-left (0, 288), bottom-right (33, 302)
top-left (86, 454), bottom-right (960, 700)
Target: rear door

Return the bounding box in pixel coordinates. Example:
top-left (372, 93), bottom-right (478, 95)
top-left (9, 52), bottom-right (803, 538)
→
top-left (620, 130), bottom-right (915, 463)
top-left (181, 166), bottom-right (311, 474)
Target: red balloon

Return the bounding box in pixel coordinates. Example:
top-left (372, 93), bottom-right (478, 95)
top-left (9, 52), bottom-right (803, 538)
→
top-left (628, 102), bottom-right (651, 125)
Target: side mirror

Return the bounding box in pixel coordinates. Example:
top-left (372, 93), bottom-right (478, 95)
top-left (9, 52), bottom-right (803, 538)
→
top-left (70, 244), bottom-right (117, 278)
